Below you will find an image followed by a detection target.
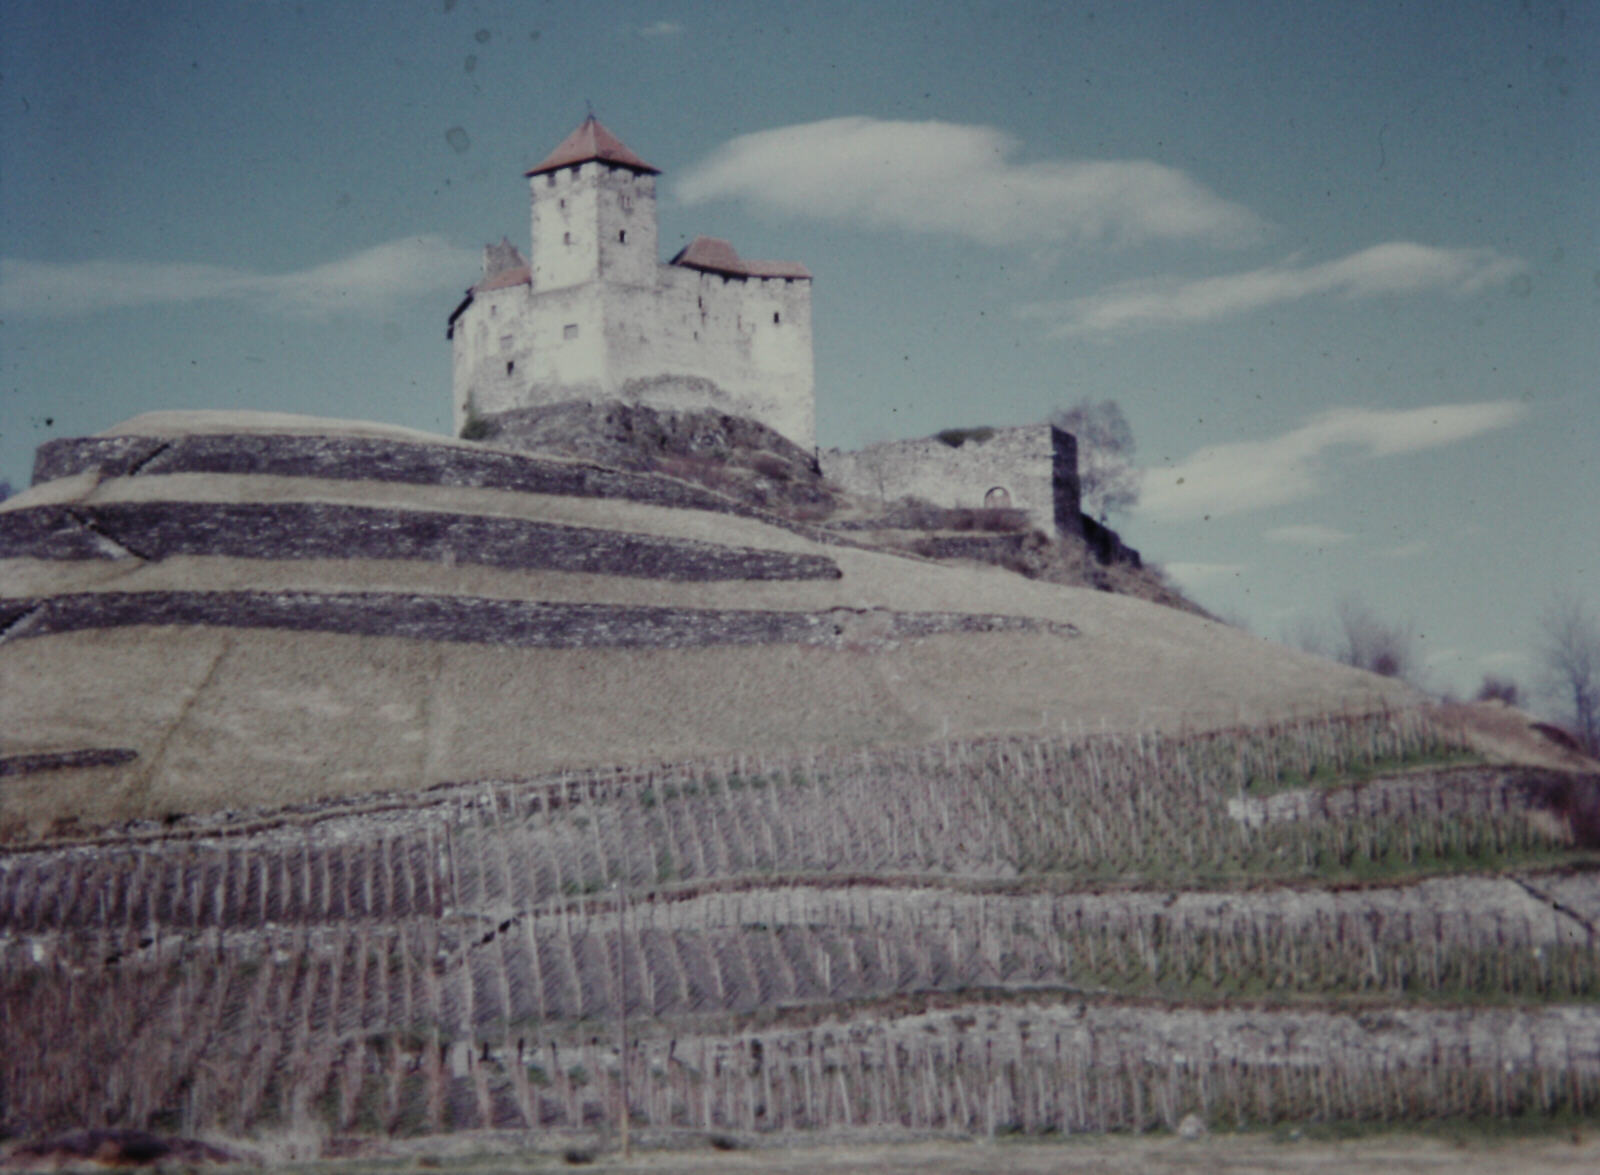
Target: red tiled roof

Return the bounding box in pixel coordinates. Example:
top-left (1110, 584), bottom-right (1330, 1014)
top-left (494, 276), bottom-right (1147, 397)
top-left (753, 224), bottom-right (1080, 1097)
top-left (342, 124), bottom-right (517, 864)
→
top-left (525, 116), bottom-right (659, 177)
top-left (474, 266), bottom-right (530, 293)
top-left (445, 239), bottom-right (531, 337)
top-left (670, 236), bottom-right (811, 280)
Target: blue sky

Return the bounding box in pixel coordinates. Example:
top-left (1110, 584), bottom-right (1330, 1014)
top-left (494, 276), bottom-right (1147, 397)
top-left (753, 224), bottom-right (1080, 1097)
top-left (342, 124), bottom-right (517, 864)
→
top-left (2, 0), bottom-right (1595, 702)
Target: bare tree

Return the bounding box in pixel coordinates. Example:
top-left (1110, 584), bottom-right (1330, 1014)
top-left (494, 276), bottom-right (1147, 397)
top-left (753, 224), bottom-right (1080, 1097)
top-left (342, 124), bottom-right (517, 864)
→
top-left (1538, 594), bottom-right (1600, 755)
top-left (1334, 597), bottom-right (1420, 683)
top-left (1051, 398), bottom-right (1141, 523)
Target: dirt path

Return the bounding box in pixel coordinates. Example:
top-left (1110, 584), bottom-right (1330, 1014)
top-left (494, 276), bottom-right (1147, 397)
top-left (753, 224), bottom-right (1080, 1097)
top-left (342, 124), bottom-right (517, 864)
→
top-left (543, 1134), bottom-right (1600, 1174)
top-left (262, 1133), bottom-right (1600, 1174)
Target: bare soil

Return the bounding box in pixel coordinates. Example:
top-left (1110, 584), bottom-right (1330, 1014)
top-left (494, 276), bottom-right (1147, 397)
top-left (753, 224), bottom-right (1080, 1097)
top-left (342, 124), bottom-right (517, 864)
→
top-left (207, 1132), bottom-right (1600, 1175)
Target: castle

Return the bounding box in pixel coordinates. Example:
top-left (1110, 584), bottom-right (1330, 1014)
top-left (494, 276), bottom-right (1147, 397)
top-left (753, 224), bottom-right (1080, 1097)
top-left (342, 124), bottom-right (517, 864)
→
top-left (448, 117), bottom-right (816, 447)
top-left (448, 118), bottom-right (1124, 556)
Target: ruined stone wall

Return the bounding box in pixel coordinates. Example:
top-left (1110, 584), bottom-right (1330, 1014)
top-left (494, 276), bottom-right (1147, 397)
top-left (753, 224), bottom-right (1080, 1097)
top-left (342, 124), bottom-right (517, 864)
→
top-left (821, 424), bottom-right (1081, 536)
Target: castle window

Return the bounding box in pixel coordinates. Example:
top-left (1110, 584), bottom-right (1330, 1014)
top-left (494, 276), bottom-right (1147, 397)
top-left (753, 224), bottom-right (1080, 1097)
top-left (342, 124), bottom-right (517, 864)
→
top-left (563, 232), bottom-right (572, 246)
top-left (773, 311), bottom-right (780, 325)
top-left (499, 334), bottom-right (513, 351)
top-left (559, 198), bottom-right (566, 210)
top-left (620, 194), bottom-right (633, 211)
top-left (506, 360), bottom-right (515, 375)
top-left (563, 323), bottom-right (579, 340)
top-left (984, 487), bottom-right (1013, 509)
top-left (547, 174), bottom-right (556, 188)
top-left (619, 230), bottom-right (627, 244)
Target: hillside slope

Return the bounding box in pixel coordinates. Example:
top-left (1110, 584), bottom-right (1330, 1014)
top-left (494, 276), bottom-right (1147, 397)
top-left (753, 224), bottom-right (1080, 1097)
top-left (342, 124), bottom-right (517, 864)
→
top-left (0, 412), bottom-right (1416, 837)
top-left (4, 709), bottom-right (1597, 1145)
top-left (4, 412), bottom-right (1599, 1160)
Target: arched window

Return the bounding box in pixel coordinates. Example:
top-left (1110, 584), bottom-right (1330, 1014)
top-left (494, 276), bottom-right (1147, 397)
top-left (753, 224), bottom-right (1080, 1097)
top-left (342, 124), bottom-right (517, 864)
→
top-left (984, 486), bottom-right (1012, 509)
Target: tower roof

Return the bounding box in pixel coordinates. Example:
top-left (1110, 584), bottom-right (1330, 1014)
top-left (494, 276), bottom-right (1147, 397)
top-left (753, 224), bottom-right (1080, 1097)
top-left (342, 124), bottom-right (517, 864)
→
top-left (525, 115), bottom-right (660, 178)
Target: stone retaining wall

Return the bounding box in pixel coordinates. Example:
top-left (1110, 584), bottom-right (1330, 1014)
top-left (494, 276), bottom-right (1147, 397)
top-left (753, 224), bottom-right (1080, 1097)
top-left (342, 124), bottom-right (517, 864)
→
top-left (0, 501), bottom-right (841, 582)
top-left (29, 431), bottom-right (831, 538)
top-left (0, 591), bottom-right (1076, 651)
top-left (0, 748), bottom-right (138, 778)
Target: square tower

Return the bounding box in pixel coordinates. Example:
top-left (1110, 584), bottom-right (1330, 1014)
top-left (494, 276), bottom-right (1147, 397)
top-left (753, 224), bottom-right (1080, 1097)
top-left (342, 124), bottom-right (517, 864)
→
top-left (526, 116), bottom-right (660, 292)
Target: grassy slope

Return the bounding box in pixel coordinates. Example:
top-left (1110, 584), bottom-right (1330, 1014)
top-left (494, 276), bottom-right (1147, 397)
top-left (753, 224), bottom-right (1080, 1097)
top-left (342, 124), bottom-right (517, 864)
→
top-left (1, 416), bottom-right (1418, 835)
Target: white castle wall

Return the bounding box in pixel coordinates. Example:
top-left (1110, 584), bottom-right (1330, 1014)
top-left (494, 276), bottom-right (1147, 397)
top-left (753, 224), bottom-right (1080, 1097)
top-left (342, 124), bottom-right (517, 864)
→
top-left (452, 152), bottom-right (814, 447)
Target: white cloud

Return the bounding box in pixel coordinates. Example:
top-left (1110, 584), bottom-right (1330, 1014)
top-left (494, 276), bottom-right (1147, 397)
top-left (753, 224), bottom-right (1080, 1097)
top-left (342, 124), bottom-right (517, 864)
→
top-left (1142, 401), bottom-right (1527, 521)
top-left (0, 236), bottom-right (477, 317)
top-left (634, 20), bottom-right (683, 37)
top-left (1019, 242), bottom-right (1526, 335)
top-left (677, 117), bottom-right (1265, 248)
top-left (1264, 523), bottom-right (1351, 547)
top-left (1382, 541), bottom-right (1429, 559)
top-left (1478, 650), bottom-right (1527, 671)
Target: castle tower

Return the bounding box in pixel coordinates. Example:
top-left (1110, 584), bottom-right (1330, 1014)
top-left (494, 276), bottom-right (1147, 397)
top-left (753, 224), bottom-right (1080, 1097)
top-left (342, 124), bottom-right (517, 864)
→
top-left (526, 116), bottom-right (660, 293)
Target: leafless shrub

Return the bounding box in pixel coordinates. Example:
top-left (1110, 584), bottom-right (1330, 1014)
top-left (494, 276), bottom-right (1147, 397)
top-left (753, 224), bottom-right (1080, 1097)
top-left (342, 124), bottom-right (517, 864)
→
top-left (1475, 675), bottom-right (1521, 706)
top-left (1051, 398), bottom-right (1141, 522)
top-left (1537, 593), bottom-right (1600, 756)
top-left (1334, 597), bottom-right (1420, 683)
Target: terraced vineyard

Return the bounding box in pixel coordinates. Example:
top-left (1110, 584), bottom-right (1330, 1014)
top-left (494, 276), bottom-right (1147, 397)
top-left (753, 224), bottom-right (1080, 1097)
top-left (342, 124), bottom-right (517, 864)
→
top-left (3, 709), bottom-right (1598, 1142)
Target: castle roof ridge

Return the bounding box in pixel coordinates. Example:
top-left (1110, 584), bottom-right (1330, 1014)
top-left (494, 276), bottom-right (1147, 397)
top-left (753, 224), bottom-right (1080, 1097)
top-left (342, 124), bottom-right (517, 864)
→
top-left (525, 115), bottom-right (660, 178)
top-left (670, 235), bottom-right (811, 280)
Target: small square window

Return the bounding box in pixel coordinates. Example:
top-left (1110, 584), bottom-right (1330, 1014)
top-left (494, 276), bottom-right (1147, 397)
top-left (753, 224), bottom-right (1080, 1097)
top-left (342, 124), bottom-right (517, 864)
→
top-left (563, 323), bottom-right (579, 340)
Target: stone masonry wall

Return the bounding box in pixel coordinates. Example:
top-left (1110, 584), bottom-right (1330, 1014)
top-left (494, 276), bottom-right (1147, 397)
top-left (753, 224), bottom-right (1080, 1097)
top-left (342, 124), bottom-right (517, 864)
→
top-left (28, 431), bottom-right (840, 542)
top-left (820, 424), bottom-right (1081, 537)
top-left (0, 501), bottom-right (842, 582)
top-left (0, 591), bottom-right (1076, 652)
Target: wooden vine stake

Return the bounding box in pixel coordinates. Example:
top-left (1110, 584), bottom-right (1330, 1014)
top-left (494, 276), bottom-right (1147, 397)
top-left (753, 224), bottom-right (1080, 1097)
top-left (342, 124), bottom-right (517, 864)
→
top-left (615, 879), bottom-right (630, 1157)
